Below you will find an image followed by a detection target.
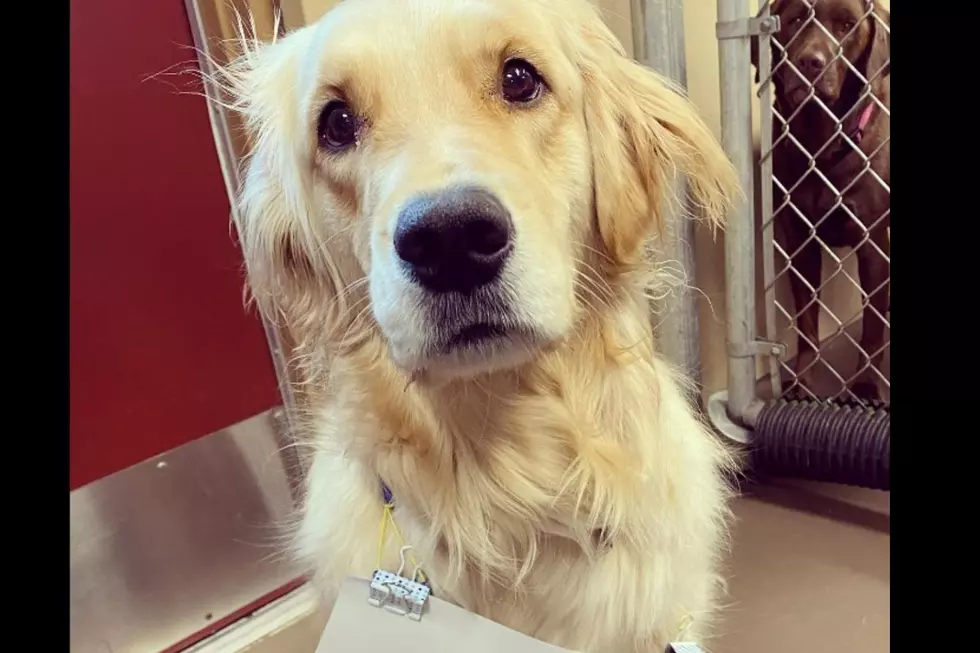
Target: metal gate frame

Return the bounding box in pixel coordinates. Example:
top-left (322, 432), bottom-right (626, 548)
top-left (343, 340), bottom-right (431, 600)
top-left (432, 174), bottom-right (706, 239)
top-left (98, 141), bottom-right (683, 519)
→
top-left (709, 0), bottom-right (890, 442)
top-left (185, 0), bottom-right (306, 480)
top-left (709, 0), bottom-right (771, 440)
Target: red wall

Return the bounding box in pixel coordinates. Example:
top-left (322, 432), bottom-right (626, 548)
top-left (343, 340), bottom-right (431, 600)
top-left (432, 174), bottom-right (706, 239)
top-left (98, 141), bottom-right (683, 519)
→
top-left (70, 0), bottom-right (281, 490)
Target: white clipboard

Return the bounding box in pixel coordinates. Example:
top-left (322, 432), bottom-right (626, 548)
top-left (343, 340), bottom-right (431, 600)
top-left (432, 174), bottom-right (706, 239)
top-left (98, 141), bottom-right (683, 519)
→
top-left (315, 577), bottom-right (576, 653)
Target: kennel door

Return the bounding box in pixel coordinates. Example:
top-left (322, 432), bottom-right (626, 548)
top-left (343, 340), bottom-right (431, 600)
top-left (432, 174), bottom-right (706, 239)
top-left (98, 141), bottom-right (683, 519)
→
top-left (69, 4), bottom-right (282, 489)
top-left (70, 0), bottom-right (300, 651)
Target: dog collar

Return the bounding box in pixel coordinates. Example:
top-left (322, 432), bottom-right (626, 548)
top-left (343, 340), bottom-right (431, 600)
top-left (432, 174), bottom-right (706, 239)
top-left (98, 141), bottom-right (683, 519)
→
top-left (383, 480), bottom-right (611, 552)
top-left (852, 101), bottom-right (876, 144)
top-left (382, 480), bottom-right (394, 507)
top-left (825, 101), bottom-right (876, 166)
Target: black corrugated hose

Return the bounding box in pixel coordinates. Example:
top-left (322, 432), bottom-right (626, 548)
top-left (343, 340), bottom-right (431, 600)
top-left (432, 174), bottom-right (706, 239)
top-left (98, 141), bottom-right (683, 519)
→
top-left (750, 396), bottom-right (890, 491)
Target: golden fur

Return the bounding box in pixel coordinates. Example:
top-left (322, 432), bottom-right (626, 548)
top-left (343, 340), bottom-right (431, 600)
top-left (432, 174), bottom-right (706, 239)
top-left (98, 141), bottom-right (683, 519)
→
top-left (223, 0), bottom-right (740, 650)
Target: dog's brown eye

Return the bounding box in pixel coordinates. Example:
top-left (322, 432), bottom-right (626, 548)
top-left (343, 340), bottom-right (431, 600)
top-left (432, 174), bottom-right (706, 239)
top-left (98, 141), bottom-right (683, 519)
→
top-left (318, 100), bottom-right (358, 151)
top-left (501, 59), bottom-right (544, 104)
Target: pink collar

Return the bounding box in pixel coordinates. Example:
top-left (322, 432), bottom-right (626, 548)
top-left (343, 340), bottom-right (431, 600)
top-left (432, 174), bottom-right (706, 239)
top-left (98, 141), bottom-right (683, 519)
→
top-left (853, 102), bottom-right (876, 143)
top-left (824, 101), bottom-right (876, 166)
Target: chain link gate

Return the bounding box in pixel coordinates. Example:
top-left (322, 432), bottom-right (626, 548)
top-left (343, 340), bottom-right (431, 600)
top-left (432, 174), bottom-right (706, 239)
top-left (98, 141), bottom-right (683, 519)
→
top-left (708, 0), bottom-right (890, 490)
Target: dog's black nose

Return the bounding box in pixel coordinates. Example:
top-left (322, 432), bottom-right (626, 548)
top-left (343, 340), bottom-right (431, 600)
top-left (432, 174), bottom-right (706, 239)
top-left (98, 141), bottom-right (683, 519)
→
top-left (798, 52), bottom-right (826, 77)
top-left (394, 187), bottom-right (513, 294)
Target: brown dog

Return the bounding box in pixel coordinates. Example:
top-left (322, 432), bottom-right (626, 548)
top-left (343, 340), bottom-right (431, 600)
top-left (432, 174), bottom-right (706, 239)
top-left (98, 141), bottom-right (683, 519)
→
top-left (755, 0), bottom-right (890, 401)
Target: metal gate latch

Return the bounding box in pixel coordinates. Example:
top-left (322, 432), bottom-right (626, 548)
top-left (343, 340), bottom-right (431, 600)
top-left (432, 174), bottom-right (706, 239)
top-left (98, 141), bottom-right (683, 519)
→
top-left (728, 340), bottom-right (787, 359)
top-left (716, 15), bottom-right (780, 40)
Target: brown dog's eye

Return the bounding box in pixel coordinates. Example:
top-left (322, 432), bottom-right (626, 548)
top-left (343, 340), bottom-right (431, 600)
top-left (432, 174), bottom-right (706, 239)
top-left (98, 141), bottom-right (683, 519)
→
top-left (501, 59), bottom-right (544, 104)
top-left (317, 100), bottom-right (359, 151)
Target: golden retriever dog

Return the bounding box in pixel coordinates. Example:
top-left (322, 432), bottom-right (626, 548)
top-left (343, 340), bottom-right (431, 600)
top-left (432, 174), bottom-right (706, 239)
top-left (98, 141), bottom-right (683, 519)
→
top-left (223, 0), bottom-right (740, 650)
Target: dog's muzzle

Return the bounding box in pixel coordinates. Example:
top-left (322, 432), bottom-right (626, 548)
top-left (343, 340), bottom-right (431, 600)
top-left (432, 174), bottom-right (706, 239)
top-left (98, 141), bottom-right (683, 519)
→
top-left (393, 185), bottom-right (526, 355)
top-left (394, 186), bottom-right (514, 295)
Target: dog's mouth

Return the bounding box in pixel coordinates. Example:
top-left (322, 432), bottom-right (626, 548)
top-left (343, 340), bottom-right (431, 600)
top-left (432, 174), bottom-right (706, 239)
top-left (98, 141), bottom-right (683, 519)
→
top-left (403, 318), bottom-right (548, 381)
top-left (436, 320), bottom-right (543, 356)
top-left (445, 322), bottom-right (510, 349)
top-left (783, 74), bottom-right (840, 108)
top-left (379, 271), bottom-right (562, 380)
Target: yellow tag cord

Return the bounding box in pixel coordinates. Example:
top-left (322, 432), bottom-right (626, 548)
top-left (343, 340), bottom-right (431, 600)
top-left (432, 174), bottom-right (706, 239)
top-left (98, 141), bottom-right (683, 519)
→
top-left (676, 613), bottom-right (694, 640)
top-left (376, 501), bottom-right (427, 583)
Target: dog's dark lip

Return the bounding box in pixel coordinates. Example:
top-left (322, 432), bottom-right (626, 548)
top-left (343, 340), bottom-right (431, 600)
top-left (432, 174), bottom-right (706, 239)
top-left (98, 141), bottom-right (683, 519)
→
top-left (446, 322), bottom-right (509, 348)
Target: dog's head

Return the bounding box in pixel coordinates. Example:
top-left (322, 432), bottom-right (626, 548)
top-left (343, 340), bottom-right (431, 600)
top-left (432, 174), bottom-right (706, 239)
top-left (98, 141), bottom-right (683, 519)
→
top-left (756, 0), bottom-right (889, 108)
top-left (229, 0), bottom-right (737, 382)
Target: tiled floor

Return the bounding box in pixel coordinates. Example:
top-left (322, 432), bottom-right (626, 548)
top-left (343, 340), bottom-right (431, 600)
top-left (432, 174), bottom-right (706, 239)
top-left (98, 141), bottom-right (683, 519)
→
top-left (242, 479), bottom-right (889, 653)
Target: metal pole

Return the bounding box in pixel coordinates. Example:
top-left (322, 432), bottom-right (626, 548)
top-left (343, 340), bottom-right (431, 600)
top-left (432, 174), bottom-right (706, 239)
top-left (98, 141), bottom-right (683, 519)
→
top-left (716, 0), bottom-right (759, 423)
top-left (756, 0), bottom-right (782, 400)
top-left (184, 0), bottom-right (305, 496)
top-left (633, 0), bottom-right (703, 396)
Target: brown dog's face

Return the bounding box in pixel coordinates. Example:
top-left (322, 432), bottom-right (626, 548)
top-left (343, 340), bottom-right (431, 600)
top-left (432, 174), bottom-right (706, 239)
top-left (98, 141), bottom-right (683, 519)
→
top-left (772, 0), bottom-right (882, 107)
top-left (232, 0), bottom-right (736, 382)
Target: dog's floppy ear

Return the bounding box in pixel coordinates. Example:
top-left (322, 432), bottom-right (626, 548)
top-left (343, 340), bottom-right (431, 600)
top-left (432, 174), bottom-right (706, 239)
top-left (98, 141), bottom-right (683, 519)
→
top-left (861, 1), bottom-right (890, 83)
top-left (572, 7), bottom-right (739, 267)
top-left (222, 27), bottom-right (348, 338)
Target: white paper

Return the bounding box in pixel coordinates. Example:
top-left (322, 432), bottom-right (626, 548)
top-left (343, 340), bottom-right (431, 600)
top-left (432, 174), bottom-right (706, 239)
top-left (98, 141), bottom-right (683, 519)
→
top-left (315, 577), bottom-right (576, 653)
